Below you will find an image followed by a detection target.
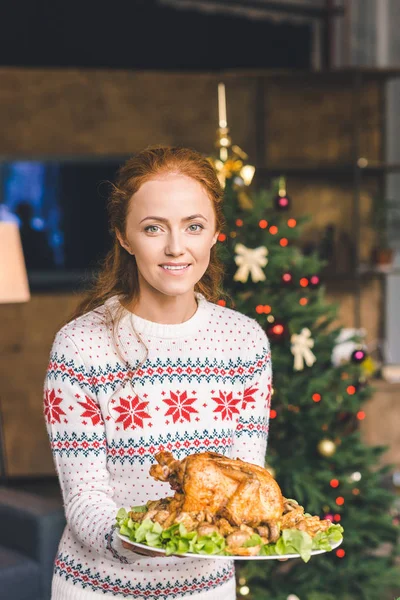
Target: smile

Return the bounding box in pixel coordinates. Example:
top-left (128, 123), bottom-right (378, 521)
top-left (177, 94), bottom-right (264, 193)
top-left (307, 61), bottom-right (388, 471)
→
top-left (160, 264), bottom-right (191, 275)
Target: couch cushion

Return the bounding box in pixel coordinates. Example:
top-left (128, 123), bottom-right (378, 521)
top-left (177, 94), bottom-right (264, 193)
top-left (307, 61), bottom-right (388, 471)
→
top-left (0, 544), bottom-right (41, 600)
top-left (0, 487), bottom-right (65, 600)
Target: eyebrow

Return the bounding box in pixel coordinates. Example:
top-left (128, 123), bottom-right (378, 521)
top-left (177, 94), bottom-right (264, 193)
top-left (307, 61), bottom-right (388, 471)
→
top-left (139, 214), bottom-right (208, 224)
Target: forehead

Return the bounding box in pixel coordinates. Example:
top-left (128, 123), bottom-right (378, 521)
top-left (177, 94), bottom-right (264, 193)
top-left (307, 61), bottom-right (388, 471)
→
top-left (130, 174), bottom-right (214, 216)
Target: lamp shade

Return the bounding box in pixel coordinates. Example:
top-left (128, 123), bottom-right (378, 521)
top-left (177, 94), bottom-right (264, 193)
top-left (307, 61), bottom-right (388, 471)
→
top-left (0, 222), bottom-right (30, 303)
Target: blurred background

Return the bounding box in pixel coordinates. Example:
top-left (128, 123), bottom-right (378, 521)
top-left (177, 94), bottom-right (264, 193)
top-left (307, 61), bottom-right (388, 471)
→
top-left (0, 1), bottom-right (399, 599)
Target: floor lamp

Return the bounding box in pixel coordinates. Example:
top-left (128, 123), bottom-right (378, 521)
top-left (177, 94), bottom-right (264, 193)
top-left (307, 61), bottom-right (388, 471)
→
top-left (0, 221), bottom-right (30, 479)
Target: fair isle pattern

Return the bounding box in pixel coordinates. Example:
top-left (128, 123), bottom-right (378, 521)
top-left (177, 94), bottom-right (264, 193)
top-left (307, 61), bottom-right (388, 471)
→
top-left (47, 352), bottom-right (270, 393)
top-left (106, 429), bottom-right (234, 465)
top-left (50, 431), bottom-right (106, 458)
top-left (54, 552), bottom-right (235, 598)
top-left (235, 415), bottom-right (269, 438)
top-left (44, 298), bottom-right (272, 600)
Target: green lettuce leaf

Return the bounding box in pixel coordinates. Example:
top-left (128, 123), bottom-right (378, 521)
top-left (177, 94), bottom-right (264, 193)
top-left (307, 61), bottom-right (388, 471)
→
top-left (115, 507), bottom-right (343, 562)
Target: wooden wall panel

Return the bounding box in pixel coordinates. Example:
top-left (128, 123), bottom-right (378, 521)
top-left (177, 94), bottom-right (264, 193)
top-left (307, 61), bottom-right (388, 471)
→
top-left (0, 295), bottom-right (82, 476)
top-left (264, 78), bottom-right (382, 166)
top-left (0, 69), bottom-right (259, 158)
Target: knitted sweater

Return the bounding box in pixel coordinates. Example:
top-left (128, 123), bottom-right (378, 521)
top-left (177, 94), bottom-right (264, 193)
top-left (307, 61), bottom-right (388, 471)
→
top-left (44, 292), bottom-right (272, 600)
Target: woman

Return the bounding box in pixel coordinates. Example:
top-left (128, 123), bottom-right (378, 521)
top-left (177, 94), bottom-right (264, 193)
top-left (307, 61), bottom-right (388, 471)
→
top-left (44, 146), bottom-right (272, 600)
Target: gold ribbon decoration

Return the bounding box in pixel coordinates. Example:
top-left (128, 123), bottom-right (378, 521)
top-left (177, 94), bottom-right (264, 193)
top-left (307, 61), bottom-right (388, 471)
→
top-left (233, 243), bottom-right (268, 283)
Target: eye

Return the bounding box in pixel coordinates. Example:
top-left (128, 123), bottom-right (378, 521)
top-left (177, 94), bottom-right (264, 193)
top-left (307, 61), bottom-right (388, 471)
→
top-left (188, 223), bottom-right (204, 232)
top-left (144, 225), bottom-right (160, 233)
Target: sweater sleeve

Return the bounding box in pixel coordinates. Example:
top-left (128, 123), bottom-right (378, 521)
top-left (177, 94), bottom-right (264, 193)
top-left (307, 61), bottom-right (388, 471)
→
top-left (44, 330), bottom-right (141, 564)
top-left (231, 321), bottom-right (272, 468)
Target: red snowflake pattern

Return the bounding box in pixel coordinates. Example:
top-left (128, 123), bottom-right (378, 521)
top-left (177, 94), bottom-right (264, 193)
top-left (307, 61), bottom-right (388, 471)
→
top-left (212, 390), bottom-right (241, 421)
top-left (44, 389), bottom-right (67, 424)
top-left (242, 385), bottom-right (258, 409)
top-left (77, 396), bottom-right (103, 426)
top-left (163, 390), bottom-right (199, 424)
top-left (112, 396), bottom-right (151, 430)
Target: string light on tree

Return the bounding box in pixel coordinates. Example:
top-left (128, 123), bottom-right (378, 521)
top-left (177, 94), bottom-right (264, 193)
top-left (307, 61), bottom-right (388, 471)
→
top-left (346, 384), bottom-right (358, 395)
top-left (266, 320), bottom-right (288, 343)
top-left (299, 277), bottom-right (309, 287)
top-left (281, 272), bottom-right (293, 286)
top-left (256, 304), bottom-right (271, 314)
top-left (318, 438), bottom-right (336, 457)
top-left (333, 514), bottom-right (341, 522)
top-left (309, 275), bottom-right (321, 288)
top-left (274, 177), bottom-right (291, 211)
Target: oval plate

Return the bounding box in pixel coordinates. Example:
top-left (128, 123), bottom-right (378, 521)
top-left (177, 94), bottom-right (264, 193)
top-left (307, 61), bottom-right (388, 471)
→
top-left (117, 532), bottom-right (342, 560)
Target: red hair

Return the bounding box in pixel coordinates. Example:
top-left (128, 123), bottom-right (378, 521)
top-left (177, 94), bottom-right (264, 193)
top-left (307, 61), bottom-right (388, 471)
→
top-left (68, 145), bottom-right (227, 323)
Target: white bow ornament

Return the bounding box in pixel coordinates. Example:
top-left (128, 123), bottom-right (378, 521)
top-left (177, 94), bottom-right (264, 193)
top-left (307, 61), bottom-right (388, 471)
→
top-left (234, 243), bottom-right (268, 283)
top-left (291, 328), bottom-right (317, 371)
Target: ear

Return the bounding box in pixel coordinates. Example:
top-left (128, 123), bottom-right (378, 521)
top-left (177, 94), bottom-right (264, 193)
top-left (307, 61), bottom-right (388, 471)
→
top-left (211, 231), bottom-right (220, 247)
top-left (116, 230), bottom-right (133, 255)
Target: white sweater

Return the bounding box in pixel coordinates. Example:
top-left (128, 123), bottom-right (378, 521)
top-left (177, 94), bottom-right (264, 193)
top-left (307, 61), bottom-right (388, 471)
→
top-left (44, 293), bottom-right (272, 600)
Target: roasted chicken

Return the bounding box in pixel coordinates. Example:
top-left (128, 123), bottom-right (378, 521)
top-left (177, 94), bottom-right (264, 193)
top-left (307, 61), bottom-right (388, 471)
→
top-left (129, 451), bottom-right (331, 556)
top-left (150, 451), bottom-right (284, 527)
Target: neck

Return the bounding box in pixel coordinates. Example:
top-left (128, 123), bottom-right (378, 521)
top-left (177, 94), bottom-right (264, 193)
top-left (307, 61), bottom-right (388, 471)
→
top-left (124, 292), bottom-right (199, 325)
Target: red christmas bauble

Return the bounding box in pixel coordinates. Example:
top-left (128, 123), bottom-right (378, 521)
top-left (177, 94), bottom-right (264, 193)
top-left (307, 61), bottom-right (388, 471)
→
top-left (274, 194), bottom-right (291, 211)
top-left (265, 320), bottom-right (287, 342)
top-left (351, 349), bottom-right (367, 363)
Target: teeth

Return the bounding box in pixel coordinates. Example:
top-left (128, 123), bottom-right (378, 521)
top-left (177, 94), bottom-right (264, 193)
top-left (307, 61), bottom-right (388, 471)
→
top-left (161, 265), bottom-right (189, 270)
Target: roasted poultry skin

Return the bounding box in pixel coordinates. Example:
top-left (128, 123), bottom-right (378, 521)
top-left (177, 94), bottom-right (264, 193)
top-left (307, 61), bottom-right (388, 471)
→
top-left (149, 450), bottom-right (284, 527)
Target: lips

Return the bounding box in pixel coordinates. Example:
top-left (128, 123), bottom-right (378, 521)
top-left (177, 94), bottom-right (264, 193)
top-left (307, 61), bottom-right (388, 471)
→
top-left (159, 264), bottom-right (191, 274)
top-left (160, 263), bottom-right (191, 267)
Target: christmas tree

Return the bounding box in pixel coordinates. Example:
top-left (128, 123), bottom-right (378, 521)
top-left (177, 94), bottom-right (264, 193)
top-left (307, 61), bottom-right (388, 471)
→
top-left (210, 99), bottom-right (400, 599)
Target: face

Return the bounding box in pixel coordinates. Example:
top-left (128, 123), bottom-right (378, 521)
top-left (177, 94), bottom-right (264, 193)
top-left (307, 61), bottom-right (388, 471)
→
top-left (117, 173), bottom-right (219, 300)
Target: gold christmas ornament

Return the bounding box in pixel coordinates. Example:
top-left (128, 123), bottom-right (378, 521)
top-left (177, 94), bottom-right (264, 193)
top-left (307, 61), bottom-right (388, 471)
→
top-left (317, 438), bottom-right (336, 457)
top-left (209, 82), bottom-right (255, 197)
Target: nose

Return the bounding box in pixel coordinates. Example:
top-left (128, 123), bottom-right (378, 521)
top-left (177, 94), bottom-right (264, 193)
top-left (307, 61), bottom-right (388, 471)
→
top-left (165, 230), bottom-right (185, 256)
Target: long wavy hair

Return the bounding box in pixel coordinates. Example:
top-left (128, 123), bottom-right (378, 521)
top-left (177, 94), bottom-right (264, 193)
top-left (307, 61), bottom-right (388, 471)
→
top-left (68, 145), bottom-right (227, 330)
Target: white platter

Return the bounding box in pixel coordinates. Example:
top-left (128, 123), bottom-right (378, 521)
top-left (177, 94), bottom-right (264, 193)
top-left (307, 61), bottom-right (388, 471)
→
top-left (117, 532), bottom-right (342, 560)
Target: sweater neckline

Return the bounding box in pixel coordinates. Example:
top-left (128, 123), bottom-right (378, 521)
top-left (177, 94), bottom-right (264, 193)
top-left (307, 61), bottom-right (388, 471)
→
top-left (113, 292), bottom-right (208, 339)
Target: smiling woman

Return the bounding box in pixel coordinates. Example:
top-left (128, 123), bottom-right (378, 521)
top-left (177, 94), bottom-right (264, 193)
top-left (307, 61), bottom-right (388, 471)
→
top-left (43, 145), bottom-right (273, 600)
top-left (115, 173), bottom-right (219, 323)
